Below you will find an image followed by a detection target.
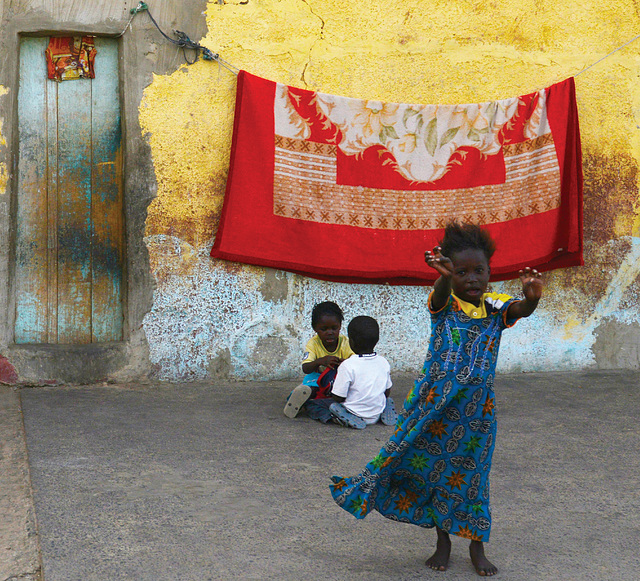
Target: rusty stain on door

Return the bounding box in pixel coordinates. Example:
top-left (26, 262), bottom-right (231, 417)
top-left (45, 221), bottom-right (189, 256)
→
top-left (15, 37), bottom-right (124, 344)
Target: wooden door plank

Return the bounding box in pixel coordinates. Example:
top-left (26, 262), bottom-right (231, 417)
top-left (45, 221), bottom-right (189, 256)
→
top-left (15, 37), bottom-right (49, 343)
top-left (46, 79), bottom-right (59, 343)
top-left (90, 38), bottom-right (123, 342)
top-left (56, 77), bottom-right (92, 344)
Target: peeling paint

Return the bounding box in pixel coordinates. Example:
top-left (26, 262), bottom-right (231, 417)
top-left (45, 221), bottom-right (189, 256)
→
top-left (576, 237), bottom-right (640, 336)
top-left (259, 268), bottom-right (289, 303)
top-left (0, 85), bottom-right (8, 195)
top-left (0, 354), bottom-right (18, 383)
top-left (593, 319), bottom-right (640, 368)
top-left (497, 237), bottom-right (640, 372)
top-left (141, 1), bottom-right (640, 380)
top-left (583, 152), bottom-right (637, 243)
top-left (142, 235), bottom-right (432, 380)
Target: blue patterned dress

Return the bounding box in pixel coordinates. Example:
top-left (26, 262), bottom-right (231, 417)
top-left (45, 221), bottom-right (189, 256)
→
top-left (330, 291), bottom-right (518, 542)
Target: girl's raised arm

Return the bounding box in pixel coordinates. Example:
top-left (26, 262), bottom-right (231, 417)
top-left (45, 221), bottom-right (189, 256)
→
top-left (425, 246), bottom-right (454, 311)
top-left (506, 267), bottom-right (543, 319)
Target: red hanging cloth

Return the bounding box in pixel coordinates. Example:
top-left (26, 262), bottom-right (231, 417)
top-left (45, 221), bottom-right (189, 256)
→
top-left (46, 36), bottom-right (97, 81)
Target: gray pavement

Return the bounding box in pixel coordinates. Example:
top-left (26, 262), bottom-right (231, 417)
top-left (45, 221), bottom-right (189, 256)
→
top-left (2, 370), bottom-right (640, 580)
top-left (0, 386), bottom-right (41, 581)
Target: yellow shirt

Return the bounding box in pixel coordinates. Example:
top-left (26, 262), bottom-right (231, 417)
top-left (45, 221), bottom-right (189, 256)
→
top-left (302, 335), bottom-right (354, 369)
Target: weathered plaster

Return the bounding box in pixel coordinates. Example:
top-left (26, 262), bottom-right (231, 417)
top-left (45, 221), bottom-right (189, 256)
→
top-left (142, 234), bottom-right (432, 380)
top-left (0, 85), bottom-right (7, 195)
top-left (593, 318), bottom-right (640, 368)
top-left (495, 236), bottom-right (640, 371)
top-left (141, 0), bottom-right (640, 380)
top-left (0, 0), bottom-right (207, 382)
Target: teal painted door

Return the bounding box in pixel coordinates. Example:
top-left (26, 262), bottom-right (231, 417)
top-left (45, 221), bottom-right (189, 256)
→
top-left (15, 37), bottom-right (124, 344)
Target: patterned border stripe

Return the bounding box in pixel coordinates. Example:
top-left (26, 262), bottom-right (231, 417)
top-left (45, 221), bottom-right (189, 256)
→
top-left (273, 134), bottom-right (561, 230)
top-left (274, 146), bottom-right (336, 184)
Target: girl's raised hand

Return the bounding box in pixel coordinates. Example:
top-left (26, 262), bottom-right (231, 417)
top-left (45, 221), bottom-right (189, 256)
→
top-left (425, 246), bottom-right (454, 278)
top-left (519, 267), bottom-right (543, 302)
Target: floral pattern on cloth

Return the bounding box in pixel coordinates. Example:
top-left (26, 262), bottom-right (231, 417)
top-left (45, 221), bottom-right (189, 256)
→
top-left (275, 83), bottom-right (550, 184)
top-left (330, 292), bottom-right (518, 542)
top-left (46, 36), bottom-right (97, 82)
top-left (211, 72), bottom-right (583, 285)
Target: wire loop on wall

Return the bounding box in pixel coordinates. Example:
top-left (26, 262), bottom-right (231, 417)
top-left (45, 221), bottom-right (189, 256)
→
top-left (120, 1), bottom-right (239, 74)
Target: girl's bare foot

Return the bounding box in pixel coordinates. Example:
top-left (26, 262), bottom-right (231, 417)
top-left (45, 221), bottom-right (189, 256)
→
top-left (469, 540), bottom-right (497, 576)
top-left (426, 527), bottom-right (451, 571)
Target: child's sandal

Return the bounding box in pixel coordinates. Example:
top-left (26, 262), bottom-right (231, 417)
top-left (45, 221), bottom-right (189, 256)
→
top-left (329, 402), bottom-right (366, 429)
top-left (380, 396), bottom-right (398, 426)
top-left (284, 384), bottom-right (313, 418)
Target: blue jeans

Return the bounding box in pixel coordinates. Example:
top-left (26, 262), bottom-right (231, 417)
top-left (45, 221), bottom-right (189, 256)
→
top-left (305, 398), bottom-right (333, 423)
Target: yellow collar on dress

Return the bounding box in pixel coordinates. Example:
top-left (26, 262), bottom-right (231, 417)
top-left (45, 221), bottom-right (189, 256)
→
top-left (451, 292), bottom-right (513, 319)
top-left (452, 293), bottom-right (487, 319)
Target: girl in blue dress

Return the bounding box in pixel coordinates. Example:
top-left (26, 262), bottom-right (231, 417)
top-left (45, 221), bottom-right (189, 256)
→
top-left (330, 222), bottom-right (543, 576)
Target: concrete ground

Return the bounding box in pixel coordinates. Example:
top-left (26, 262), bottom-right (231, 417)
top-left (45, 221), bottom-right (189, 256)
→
top-left (1, 370), bottom-right (639, 581)
top-left (0, 385), bottom-right (41, 581)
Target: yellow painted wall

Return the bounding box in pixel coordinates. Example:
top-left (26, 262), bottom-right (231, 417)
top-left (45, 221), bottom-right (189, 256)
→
top-left (0, 86), bottom-right (8, 195)
top-left (140, 0), bottom-right (640, 379)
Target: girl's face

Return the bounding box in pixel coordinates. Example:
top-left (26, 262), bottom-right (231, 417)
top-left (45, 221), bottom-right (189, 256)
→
top-left (314, 314), bottom-right (341, 352)
top-left (449, 248), bottom-right (490, 306)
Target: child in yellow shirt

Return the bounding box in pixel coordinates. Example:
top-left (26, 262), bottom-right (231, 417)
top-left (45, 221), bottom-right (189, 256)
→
top-left (284, 301), bottom-right (354, 419)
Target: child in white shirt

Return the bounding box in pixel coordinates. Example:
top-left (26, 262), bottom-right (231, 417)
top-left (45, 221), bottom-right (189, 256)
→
top-left (329, 316), bottom-right (397, 430)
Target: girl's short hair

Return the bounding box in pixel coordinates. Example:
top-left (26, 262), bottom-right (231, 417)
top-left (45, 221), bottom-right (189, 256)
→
top-left (439, 221), bottom-right (496, 262)
top-left (311, 301), bottom-right (344, 328)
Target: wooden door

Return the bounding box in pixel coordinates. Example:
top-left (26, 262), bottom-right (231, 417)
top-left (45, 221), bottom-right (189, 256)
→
top-left (15, 36), bottom-right (124, 344)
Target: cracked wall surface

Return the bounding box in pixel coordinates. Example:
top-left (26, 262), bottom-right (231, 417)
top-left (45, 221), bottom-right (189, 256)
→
top-left (0, 0), bottom-right (207, 383)
top-left (141, 0), bottom-right (640, 380)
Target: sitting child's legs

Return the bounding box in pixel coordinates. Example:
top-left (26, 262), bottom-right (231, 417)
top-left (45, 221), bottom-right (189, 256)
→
top-left (329, 401), bottom-right (366, 430)
top-left (305, 398), bottom-right (333, 423)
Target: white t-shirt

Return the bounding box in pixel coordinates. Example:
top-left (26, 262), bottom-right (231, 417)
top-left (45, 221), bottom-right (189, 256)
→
top-left (331, 353), bottom-right (392, 424)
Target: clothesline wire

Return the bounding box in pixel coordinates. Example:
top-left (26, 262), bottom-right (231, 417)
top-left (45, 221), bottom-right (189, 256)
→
top-left (121, 1), bottom-right (239, 74)
top-left (574, 32), bottom-right (640, 77)
top-left (116, 8), bottom-right (137, 38)
top-left (120, 2), bottom-right (639, 82)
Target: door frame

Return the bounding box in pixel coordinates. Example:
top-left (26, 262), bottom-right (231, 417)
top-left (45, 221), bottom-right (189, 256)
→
top-left (1, 20), bottom-right (153, 383)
